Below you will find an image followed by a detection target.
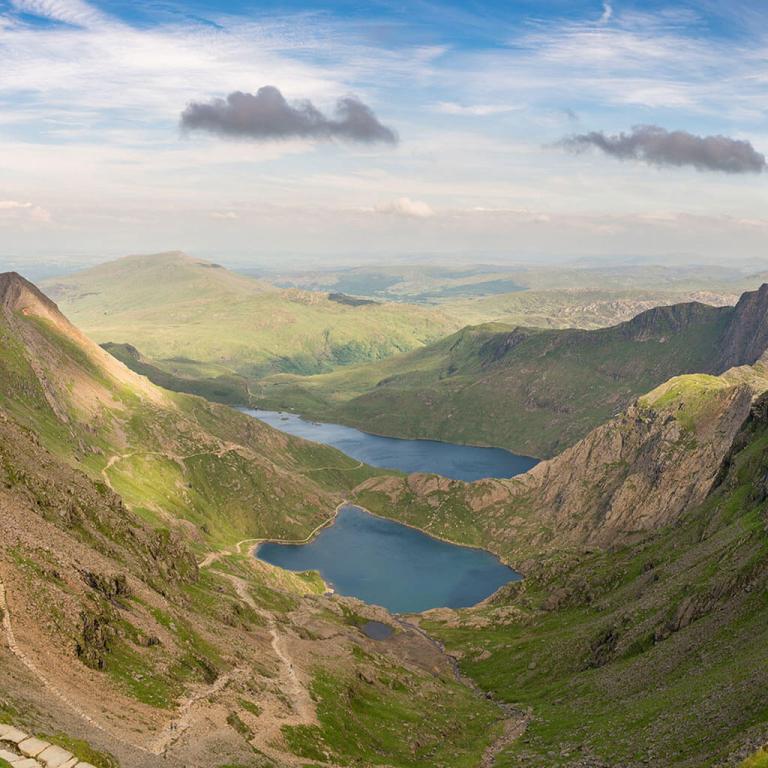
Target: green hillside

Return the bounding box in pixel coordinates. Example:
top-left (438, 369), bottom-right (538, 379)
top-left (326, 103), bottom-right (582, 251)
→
top-left (0, 271), bottom-right (388, 544)
top-left (425, 412), bottom-right (768, 768)
top-left (41, 251), bottom-right (459, 378)
top-left (354, 371), bottom-right (768, 767)
top-left (254, 300), bottom-right (744, 457)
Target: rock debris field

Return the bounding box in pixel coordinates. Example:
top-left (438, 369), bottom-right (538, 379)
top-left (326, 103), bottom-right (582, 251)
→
top-left (0, 725), bottom-right (97, 768)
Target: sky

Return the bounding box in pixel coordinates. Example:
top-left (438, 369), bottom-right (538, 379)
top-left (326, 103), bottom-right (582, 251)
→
top-left (1, 0), bottom-right (768, 267)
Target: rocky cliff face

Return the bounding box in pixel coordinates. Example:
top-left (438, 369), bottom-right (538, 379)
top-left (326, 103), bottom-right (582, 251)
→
top-left (355, 366), bottom-right (768, 560)
top-left (714, 283), bottom-right (768, 372)
top-left (617, 300), bottom-right (730, 342)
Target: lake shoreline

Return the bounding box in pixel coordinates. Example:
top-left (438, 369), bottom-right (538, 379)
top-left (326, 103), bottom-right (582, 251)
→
top-left (251, 405), bottom-right (542, 462)
top-left (252, 501), bottom-right (521, 613)
top-left (242, 407), bottom-right (539, 481)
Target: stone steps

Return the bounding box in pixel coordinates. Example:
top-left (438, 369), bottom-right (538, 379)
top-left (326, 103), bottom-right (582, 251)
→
top-left (0, 725), bottom-right (97, 768)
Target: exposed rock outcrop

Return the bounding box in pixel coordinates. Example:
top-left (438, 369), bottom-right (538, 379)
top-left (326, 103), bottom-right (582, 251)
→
top-left (714, 283), bottom-right (768, 371)
top-left (356, 366), bottom-right (768, 559)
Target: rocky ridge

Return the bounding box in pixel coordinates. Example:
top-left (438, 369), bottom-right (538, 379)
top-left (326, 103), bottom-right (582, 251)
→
top-left (354, 361), bottom-right (768, 561)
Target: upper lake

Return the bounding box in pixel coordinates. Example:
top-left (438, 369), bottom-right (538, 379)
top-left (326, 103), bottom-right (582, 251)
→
top-left (257, 505), bottom-right (520, 613)
top-left (242, 408), bottom-right (538, 481)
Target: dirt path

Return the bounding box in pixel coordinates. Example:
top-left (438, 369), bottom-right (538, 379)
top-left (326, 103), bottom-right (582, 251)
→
top-left (305, 460), bottom-right (364, 472)
top-left (0, 576), bottom-right (153, 755)
top-left (227, 575), bottom-right (315, 724)
top-left (196, 502), bottom-right (344, 568)
top-left (148, 666), bottom-right (243, 756)
top-left (480, 708), bottom-right (531, 768)
top-left (396, 616), bottom-right (530, 766)
top-left (101, 444), bottom-right (240, 492)
top-left (220, 574), bottom-right (322, 765)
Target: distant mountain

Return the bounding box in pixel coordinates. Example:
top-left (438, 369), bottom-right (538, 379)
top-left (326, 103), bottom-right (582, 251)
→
top-left (256, 285), bottom-right (768, 458)
top-left (41, 251), bottom-right (459, 379)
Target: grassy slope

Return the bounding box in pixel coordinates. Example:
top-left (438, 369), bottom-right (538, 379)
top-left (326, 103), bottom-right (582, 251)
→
top-left (0, 275), bottom-right (504, 766)
top-left (0, 279), bottom-right (390, 546)
top-left (357, 383), bottom-right (768, 767)
top-left (102, 342), bottom-right (250, 405)
top-left (42, 252), bottom-right (459, 378)
top-left (254, 302), bottom-right (734, 458)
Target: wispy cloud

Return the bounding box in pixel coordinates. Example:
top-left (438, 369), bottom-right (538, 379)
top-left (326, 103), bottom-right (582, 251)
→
top-left (181, 86), bottom-right (397, 144)
top-left (372, 197), bottom-right (435, 218)
top-left (599, 2), bottom-right (613, 24)
top-left (560, 125), bottom-right (767, 173)
top-left (10, 0), bottom-right (106, 28)
top-left (433, 101), bottom-right (520, 116)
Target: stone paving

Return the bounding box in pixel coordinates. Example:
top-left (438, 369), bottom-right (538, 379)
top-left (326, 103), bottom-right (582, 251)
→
top-left (0, 725), bottom-right (97, 768)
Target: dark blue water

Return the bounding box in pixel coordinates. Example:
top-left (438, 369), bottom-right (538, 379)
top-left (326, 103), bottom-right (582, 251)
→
top-left (242, 409), bottom-right (537, 481)
top-left (257, 505), bottom-right (520, 613)
top-left (361, 620), bottom-right (394, 640)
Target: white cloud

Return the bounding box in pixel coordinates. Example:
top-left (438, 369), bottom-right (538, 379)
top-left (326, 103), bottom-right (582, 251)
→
top-left (599, 2), bottom-right (613, 24)
top-left (0, 200), bottom-right (52, 225)
top-left (211, 210), bottom-right (239, 220)
top-left (373, 197), bottom-right (435, 218)
top-left (433, 101), bottom-right (520, 116)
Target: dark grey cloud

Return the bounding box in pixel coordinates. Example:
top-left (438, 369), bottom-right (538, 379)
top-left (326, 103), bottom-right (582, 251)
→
top-left (180, 86), bottom-right (398, 144)
top-left (560, 125), bottom-right (766, 173)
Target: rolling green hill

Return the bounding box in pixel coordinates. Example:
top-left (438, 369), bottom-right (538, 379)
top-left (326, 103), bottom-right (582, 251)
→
top-left (41, 251), bottom-right (459, 379)
top-left (254, 287), bottom-right (768, 458)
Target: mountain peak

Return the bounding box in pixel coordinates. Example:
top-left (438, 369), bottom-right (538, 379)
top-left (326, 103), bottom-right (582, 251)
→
top-left (0, 271), bottom-right (62, 319)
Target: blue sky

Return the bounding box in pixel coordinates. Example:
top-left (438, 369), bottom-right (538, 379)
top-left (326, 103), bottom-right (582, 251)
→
top-left (0, 0), bottom-right (766, 264)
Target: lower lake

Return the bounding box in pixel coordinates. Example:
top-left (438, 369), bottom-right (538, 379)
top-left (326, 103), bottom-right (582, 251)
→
top-left (256, 505), bottom-right (521, 613)
top-left (242, 408), bottom-right (538, 481)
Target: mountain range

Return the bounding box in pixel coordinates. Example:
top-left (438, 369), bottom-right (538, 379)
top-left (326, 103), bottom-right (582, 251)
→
top-left (1, 268), bottom-right (767, 767)
top-left (256, 285), bottom-right (768, 457)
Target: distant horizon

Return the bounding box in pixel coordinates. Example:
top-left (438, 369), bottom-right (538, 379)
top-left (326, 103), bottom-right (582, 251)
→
top-left (5, 248), bottom-right (768, 284)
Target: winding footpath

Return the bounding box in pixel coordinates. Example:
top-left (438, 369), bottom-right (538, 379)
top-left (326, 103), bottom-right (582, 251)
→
top-left (196, 502), bottom-right (345, 569)
top-left (0, 577), bottom-right (153, 759)
top-left (395, 615), bottom-right (531, 766)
